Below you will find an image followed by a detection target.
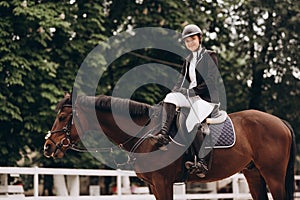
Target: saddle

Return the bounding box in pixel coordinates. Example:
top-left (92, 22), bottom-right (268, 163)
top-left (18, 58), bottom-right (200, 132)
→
top-left (170, 106), bottom-right (228, 146)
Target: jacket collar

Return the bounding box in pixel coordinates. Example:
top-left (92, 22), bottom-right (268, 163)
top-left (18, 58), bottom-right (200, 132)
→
top-left (186, 47), bottom-right (206, 62)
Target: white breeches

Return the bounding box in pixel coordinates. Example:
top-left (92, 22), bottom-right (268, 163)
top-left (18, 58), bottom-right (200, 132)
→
top-left (164, 92), bottom-right (221, 132)
top-left (163, 92), bottom-right (200, 107)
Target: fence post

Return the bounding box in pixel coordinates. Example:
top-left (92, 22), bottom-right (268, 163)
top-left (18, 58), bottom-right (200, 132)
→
top-left (0, 174), bottom-right (8, 186)
top-left (122, 175), bottom-right (131, 194)
top-left (173, 183), bottom-right (186, 200)
top-left (67, 175), bottom-right (80, 196)
top-left (34, 166), bottom-right (39, 197)
top-left (232, 174), bottom-right (239, 200)
top-left (53, 175), bottom-right (68, 196)
top-left (116, 169), bottom-right (122, 197)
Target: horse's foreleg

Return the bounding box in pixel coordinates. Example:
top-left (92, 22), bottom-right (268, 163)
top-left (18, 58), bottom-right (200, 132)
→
top-left (151, 175), bottom-right (174, 200)
top-left (242, 166), bottom-right (268, 200)
top-left (152, 182), bottom-right (173, 200)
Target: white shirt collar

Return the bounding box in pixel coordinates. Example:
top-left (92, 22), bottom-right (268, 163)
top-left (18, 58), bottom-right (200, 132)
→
top-left (192, 46), bottom-right (202, 59)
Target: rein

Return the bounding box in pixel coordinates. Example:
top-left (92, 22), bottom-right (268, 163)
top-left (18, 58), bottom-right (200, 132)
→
top-left (70, 104), bottom-right (160, 165)
top-left (118, 103), bottom-right (162, 156)
top-left (46, 103), bottom-right (162, 167)
top-left (46, 105), bottom-right (115, 154)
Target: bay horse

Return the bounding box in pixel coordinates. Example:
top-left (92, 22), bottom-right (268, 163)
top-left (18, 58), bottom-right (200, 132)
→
top-left (44, 93), bottom-right (295, 200)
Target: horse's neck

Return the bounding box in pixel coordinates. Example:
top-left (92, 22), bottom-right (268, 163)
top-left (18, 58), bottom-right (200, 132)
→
top-left (95, 111), bottom-right (152, 150)
top-left (76, 101), bottom-right (155, 150)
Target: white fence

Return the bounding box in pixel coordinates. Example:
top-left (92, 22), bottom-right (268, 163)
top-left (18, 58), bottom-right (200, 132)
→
top-left (0, 167), bottom-right (299, 200)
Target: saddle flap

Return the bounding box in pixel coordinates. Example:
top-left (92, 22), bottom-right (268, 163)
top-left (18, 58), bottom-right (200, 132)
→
top-left (186, 99), bottom-right (214, 132)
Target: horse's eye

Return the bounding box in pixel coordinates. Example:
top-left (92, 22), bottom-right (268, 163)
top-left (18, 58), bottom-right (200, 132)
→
top-left (59, 115), bottom-right (66, 122)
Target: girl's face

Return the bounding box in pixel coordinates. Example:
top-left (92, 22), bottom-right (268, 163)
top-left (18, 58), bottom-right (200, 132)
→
top-left (184, 35), bottom-right (200, 52)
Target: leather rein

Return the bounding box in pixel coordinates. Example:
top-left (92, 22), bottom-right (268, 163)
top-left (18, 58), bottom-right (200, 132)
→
top-left (45, 104), bottom-right (114, 154)
top-left (45, 103), bottom-right (159, 166)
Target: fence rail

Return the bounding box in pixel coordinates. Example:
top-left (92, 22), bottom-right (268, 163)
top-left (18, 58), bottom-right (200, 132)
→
top-left (0, 167), bottom-right (299, 200)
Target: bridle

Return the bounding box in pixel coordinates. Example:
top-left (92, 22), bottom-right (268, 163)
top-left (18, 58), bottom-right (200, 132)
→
top-left (45, 104), bottom-right (116, 155)
top-left (45, 102), bottom-right (162, 166)
top-left (45, 105), bottom-right (75, 154)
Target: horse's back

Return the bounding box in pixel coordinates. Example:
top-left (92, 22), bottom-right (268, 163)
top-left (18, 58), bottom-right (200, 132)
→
top-left (229, 109), bottom-right (291, 136)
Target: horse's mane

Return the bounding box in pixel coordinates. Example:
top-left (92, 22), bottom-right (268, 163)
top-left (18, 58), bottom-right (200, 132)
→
top-left (77, 95), bottom-right (152, 117)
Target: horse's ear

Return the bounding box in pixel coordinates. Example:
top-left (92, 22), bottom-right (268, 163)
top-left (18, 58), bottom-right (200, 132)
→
top-left (64, 91), bottom-right (70, 98)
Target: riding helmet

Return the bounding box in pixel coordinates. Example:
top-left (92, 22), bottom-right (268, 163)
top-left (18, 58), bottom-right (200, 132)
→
top-left (181, 24), bottom-right (203, 40)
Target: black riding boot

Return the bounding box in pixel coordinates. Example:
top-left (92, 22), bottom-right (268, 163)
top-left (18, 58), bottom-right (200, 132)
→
top-left (185, 130), bottom-right (209, 178)
top-left (151, 103), bottom-right (176, 148)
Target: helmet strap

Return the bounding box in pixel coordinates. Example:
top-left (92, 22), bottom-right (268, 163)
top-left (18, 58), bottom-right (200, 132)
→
top-left (198, 34), bottom-right (202, 44)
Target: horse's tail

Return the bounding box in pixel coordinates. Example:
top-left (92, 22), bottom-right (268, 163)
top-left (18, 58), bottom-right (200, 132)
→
top-left (282, 120), bottom-right (296, 200)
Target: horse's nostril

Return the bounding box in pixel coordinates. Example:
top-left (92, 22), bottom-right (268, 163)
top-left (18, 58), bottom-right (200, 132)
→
top-left (43, 144), bottom-right (53, 157)
top-left (44, 143), bottom-right (51, 151)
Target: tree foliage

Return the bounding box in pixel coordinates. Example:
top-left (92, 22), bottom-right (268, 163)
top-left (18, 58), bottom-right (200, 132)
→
top-left (0, 0), bottom-right (106, 167)
top-left (0, 0), bottom-right (298, 167)
top-left (225, 0), bottom-right (299, 137)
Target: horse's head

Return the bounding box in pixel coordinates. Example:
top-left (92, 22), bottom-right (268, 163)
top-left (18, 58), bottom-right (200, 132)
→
top-left (43, 92), bottom-right (79, 158)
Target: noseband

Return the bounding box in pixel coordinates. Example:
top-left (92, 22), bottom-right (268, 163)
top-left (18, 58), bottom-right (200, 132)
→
top-left (45, 105), bottom-right (74, 153)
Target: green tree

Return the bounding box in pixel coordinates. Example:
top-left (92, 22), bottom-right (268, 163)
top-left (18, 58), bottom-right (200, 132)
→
top-left (0, 0), bottom-right (106, 167)
top-left (226, 0), bottom-right (299, 133)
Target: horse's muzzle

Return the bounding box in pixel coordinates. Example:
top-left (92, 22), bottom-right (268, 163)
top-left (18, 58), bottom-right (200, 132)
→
top-left (43, 142), bottom-right (64, 158)
top-left (43, 142), bottom-right (55, 158)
